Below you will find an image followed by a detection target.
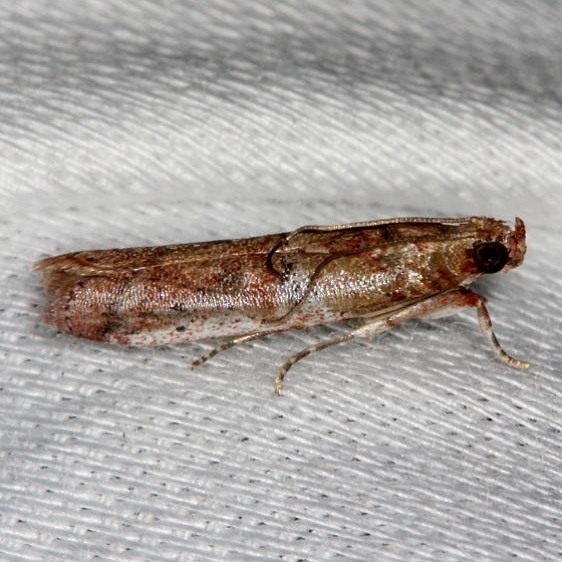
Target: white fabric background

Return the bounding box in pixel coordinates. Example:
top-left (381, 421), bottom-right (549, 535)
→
top-left (1, 1), bottom-right (560, 560)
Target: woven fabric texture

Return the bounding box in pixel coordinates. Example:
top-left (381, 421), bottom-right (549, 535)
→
top-left (1, 1), bottom-right (561, 561)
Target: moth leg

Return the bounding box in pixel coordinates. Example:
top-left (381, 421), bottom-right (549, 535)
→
top-left (274, 299), bottom-right (437, 394)
top-left (274, 288), bottom-right (528, 395)
top-left (274, 332), bottom-right (355, 395)
top-left (472, 294), bottom-right (530, 370)
top-left (355, 287), bottom-right (528, 365)
top-left (191, 331), bottom-right (273, 370)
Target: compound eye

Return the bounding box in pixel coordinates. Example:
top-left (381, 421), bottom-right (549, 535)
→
top-left (473, 242), bottom-right (509, 273)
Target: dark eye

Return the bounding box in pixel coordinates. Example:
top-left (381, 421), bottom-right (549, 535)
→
top-left (473, 242), bottom-right (509, 273)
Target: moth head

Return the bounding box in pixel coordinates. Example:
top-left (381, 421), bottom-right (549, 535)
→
top-left (472, 217), bottom-right (526, 275)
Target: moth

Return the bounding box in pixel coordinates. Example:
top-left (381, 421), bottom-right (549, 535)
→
top-left (35, 216), bottom-right (529, 393)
